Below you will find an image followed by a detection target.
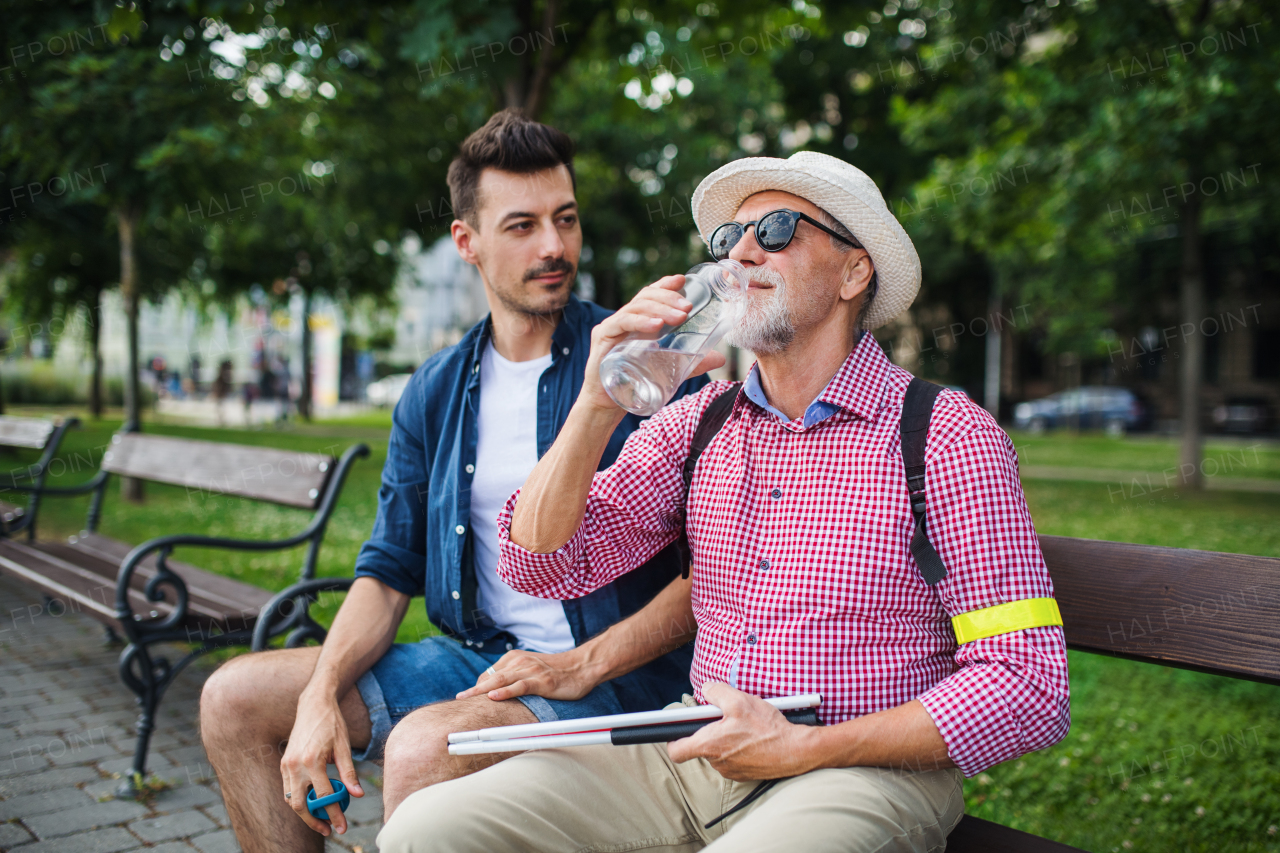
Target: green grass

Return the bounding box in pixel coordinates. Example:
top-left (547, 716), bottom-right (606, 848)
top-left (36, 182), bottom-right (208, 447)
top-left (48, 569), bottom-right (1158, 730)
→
top-left (3, 414), bottom-right (1278, 851)
top-left (990, 480), bottom-right (1280, 852)
top-left (1009, 430), bottom-right (1280, 480)
top-left (1023, 479), bottom-right (1280, 557)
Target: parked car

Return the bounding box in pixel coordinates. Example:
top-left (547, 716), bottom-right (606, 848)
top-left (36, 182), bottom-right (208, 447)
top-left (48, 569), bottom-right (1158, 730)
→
top-left (1013, 386), bottom-right (1147, 436)
top-left (1212, 397), bottom-right (1275, 434)
top-left (366, 373), bottom-right (413, 408)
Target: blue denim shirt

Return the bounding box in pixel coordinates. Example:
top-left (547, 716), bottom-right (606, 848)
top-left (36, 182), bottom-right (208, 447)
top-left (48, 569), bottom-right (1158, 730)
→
top-left (354, 294), bottom-right (708, 712)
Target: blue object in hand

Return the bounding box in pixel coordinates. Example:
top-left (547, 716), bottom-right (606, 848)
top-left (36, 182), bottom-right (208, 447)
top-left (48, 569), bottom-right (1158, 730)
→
top-left (306, 779), bottom-right (350, 822)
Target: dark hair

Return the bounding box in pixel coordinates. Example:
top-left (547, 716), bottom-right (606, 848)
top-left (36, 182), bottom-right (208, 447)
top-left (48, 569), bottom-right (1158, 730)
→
top-left (447, 109), bottom-right (577, 227)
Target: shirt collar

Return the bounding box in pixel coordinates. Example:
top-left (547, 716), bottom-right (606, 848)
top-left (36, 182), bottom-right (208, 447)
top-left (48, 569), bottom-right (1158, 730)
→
top-left (743, 331), bottom-right (889, 428)
top-left (469, 293), bottom-right (583, 375)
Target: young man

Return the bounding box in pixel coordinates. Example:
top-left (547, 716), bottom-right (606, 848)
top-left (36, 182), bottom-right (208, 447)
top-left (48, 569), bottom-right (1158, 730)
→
top-left (199, 110), bottom-right (708, 852)
top-left (378, 151), bottom-right (1071, 852)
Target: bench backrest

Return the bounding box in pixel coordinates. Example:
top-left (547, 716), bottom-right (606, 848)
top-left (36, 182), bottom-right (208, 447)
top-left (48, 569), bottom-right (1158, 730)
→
top-left (0, 416), bottom-right (56, 450)
top-left (101, 433), bottom-right (336, 509)
top-left (1042, 534), bottom-right (1280, 684)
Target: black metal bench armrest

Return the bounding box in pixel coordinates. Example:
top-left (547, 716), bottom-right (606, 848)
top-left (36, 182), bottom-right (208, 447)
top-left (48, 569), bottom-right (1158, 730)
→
top-left (251, 576), bottom-right (357, 651)
top-left (0, 419), bottom-right (83, 536)
top-left (112, 444), bottom-right (369, 640)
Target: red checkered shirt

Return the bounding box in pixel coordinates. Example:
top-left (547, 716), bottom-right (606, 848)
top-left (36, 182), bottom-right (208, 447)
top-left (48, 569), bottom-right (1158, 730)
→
top-left (497, 333), bottom-right (1070, 775)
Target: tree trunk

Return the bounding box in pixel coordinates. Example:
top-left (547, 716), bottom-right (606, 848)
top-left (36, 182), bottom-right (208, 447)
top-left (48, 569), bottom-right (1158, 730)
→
top-left (117, 206), bottom-right (144, 502)
top-left (88, 298), bottom-right (103, 419)
top-left (522, 0), bottom-right (559, 120)
top-left (298, 290), bottom-right (313, 421)
top-left (1178, 194), bottom-right (1204, 490)
top-left (983, 283), bottom-right (1002, 419)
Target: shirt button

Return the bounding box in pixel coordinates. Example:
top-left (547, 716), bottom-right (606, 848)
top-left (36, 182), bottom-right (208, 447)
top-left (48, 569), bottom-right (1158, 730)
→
top-left (562, 347), bottom-right (570, 355)
top-left (758, 558), bottom-right (769, 571)
top-left (506, 642), bottom-right (514, 650)
top-left (465, 464), bottom-right (475, 474)
top-left (455, 524), bottom-right (466, 535)
top-left (451, 590), bottom-right (460, 600)
top-left (770, 488), bottom-right (782, 499)
top-left (746, 633), bottom-right (757, 645)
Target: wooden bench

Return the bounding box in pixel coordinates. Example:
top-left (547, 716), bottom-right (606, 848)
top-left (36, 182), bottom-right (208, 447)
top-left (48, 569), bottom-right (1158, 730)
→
top-left (0, 430), bottom-right (369, 795)
top-left (0, 415), bottom-right (78, 536)
top-left (249, 531), bottom-right (1280, 848)
top-left (947, 535), bottom-right (1280, 851)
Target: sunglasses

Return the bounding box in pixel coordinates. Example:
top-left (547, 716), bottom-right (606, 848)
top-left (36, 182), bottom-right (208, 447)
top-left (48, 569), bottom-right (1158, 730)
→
top-left (709, 208), bottom-right (861, 261)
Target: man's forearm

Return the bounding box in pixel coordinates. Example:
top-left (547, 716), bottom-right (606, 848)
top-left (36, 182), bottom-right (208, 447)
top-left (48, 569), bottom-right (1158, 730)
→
top-left (804, 700), bottom-right (954, 773)
top-left (303, 576), bottom-right (410, 699)
top-left (574, 574), bottom-right (696, 685)
top-left (509, 400), bottom-right (625, 553)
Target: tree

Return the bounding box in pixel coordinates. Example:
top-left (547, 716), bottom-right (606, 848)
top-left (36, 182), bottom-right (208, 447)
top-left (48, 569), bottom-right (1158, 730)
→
top-left (0, 1), bottom-right (254, 495)
top-left (161, 9), bottom-right (407, 419)
top-left (892, 0), bottom-right (1280, 481)
top-left (0, 201), bottom-right (119, 418)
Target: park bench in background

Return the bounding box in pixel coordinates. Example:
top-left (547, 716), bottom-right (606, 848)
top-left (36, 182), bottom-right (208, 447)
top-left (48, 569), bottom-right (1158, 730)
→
top-left (0, 414), bottom-right (79, 535)
top-left (0, 431), bottom-right (369, 795)
top-left (947, 535), bottom-right (1280, 851)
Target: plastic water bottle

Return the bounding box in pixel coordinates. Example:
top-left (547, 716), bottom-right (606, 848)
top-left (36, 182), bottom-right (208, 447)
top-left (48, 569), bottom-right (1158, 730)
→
top-left (600, 260), bottom-right (749, 416)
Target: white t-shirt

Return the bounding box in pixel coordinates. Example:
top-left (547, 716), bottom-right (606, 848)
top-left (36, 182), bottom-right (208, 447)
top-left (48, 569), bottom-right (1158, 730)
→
top-left (469, 341), bottom-right (576, 653)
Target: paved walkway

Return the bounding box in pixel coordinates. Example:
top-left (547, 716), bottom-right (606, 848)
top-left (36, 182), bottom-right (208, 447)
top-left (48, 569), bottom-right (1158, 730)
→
top-left (0, 574), bottom-right (383, 853)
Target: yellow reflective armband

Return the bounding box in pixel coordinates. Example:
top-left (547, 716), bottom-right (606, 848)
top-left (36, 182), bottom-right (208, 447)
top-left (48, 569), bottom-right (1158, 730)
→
top-left (951, 598), bottom-right (1062, 644)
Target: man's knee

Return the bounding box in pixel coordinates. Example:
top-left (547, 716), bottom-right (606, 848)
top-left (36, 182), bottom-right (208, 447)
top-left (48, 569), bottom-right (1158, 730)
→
top-left (199, 653), bottom-right (293, 742)
top-left (382, 711), bottom-right (451, 781)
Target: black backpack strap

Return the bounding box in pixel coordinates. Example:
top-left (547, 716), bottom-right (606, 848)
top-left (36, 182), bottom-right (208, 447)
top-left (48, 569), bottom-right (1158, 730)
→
top-left (676, 383), bottom-right (741, 578)
top-left (901, 378), bottom-right (947, 586)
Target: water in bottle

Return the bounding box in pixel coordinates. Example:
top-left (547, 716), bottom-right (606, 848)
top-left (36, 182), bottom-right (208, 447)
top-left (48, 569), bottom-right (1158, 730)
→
top-left (600, 260), bottom-right (748, 416)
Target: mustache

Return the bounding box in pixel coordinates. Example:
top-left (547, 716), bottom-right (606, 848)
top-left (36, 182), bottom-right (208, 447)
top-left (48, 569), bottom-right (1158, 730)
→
top-left (746, 266), bottom-right (786, 288)
top-left (523, 258), bottom-right (575, 282)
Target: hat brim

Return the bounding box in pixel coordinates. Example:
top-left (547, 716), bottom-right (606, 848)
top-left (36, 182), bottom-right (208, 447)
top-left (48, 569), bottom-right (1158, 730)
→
top-left (691, 153), bottom-right (921, 329)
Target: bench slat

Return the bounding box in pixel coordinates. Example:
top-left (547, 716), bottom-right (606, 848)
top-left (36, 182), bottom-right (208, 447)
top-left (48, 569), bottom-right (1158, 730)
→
top-left (1043, 535), bottom-right (1280, 684)
top-left (101, 433), bottom-right (334, 509)
top-left (0, 537), bottom-right (272, 635)
top-left (0, 539), bottom-right (244, 628)
top-left (66, 533), bottom-right (275, 616)
top-left (0, 415), bottom-right (56, 449)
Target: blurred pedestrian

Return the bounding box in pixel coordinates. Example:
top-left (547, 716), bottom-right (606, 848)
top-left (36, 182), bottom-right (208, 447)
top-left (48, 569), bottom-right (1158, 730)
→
top-left (212, 360), bottom-right (233, 427)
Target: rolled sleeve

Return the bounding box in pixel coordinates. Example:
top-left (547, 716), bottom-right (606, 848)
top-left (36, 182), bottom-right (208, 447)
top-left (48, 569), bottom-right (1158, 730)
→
top-left (914, 410), bottom-right (1071, 775)
top-left (353, 387), bottom-right (430, 596)
top-left (496, 383), bottom-right (732, 600)
top-left (918, 626), bottom-right (1070, 776)
top-left (494, 489), bottom-right (592, 598)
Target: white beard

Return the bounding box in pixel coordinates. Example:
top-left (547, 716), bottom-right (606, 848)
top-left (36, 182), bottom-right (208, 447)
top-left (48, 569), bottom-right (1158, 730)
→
top-left (726, 266), bottom-right (794, 354)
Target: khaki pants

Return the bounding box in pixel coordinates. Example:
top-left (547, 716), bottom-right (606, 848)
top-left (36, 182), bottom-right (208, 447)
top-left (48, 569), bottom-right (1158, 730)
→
top-left (379, 738), bottom-right (963, 853)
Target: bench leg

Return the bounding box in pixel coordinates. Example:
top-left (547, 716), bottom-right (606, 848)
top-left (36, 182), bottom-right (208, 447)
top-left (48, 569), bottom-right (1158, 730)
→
top-left (116, 643), bottom-right (168, 798)
top-left (103, 624), bottom-right (123, 647)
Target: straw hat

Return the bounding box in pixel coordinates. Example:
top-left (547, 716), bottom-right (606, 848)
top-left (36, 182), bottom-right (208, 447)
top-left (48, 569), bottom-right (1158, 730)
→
top-left (691, 151), bottom-right (920, 329)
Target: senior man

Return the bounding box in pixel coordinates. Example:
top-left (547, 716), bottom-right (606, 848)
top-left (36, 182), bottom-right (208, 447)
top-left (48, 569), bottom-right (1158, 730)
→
top-left (378, 151), bottom-right (1071, 852)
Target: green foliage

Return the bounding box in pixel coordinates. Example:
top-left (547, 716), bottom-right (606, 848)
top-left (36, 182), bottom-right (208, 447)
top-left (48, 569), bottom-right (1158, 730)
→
top-left (891, 0), bottom-right (1280, 355)
top-left (0, 363), bottom-right (152, 407)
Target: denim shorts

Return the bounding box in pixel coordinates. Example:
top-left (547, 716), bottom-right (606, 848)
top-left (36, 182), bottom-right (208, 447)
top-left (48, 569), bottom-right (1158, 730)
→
top-left (352, 636), bottom-right (623, 761)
